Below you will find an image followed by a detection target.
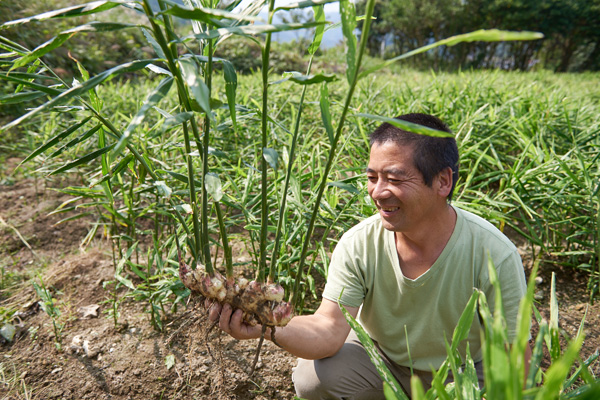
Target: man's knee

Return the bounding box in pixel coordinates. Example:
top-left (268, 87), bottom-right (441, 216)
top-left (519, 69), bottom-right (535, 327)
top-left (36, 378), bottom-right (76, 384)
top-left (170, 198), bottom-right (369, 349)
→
top-left (292, 355), bottom-right (385, 400)
top-left (292, 358), bottom-right (332, 399)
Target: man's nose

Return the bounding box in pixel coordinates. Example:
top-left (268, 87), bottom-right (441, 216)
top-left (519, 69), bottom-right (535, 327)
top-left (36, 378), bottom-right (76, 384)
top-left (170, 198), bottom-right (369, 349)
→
top-left (371, 181), bottom-right (390, 200)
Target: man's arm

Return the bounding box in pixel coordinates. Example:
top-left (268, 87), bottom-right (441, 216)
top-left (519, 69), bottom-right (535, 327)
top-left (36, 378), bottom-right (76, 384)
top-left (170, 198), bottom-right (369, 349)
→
top-left (209, 298), bottom-right (358, 360)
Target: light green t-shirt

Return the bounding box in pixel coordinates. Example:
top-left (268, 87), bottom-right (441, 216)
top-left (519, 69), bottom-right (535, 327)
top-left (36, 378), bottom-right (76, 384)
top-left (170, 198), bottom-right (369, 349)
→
top-left (322, 206), bottom-right (527, 371)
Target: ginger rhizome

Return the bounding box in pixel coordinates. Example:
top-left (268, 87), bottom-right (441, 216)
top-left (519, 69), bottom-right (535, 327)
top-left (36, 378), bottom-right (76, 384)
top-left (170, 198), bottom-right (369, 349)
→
top-left (179, 256), bottom-right (293, 327)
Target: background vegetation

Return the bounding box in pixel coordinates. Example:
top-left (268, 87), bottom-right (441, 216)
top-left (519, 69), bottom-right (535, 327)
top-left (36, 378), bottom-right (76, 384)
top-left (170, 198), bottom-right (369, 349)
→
top-left (356, 0), bottom-right (600, 72)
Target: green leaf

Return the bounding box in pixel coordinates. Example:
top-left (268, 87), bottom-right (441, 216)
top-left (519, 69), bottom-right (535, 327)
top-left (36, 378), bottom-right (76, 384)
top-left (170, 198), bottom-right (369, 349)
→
top-left (222, 60), bottom-right (237, 131)
top-left (141, 28), bottom-right (166, 59)
top-left (359, 29), bottom-right (543, 80)
top-left (320, 83), bottom-right (335, 144)
top-left (49, 124), bottom-right (102, 159)
top-left (129, 263), bottom-right (147, 281)
top-left (510, 261), bottom-right (539, 391)
top-left (549, 272), bottom-right (561, 362)
top-left (356, 113), bottom-right (454, 138)
top-left (271, 72), bottom-right (337, 86)
top-left (20, 116), bottom-right (93, 165)
top-left (337, 300), bottom-right (408, 400)
top-left (89, 154), bottom-right (135, 187)
top-left (205, 173), bottom-right (223, 202)
top-left (159, 3), bottom-right (259, 24)
top-left (114, 242), bottom-right (138, 290)
top-left (0, 73), bottom-right (63, 96)
top-left (327, 181), bottom-right (359, 194)
top-left (263, 147), bottom-right (279, 169)
top-left (183, 21), bottom-right (326, 42)
top-left (158, 111), bottom-right (194, 135)
top-left (432, 290), bottom-right (480, 396)
top-left (275, 0), bottom-right (338, 11)
top-left (11, 22), bottom-right (138, 71)
top-left (48, 144), bottom-right (115, 176)
top-left (308, 5), bottom-right (326, 55)
top-left (179, 58), bottom-right (212, 118)
top-left (449, 290), bottom-right (479, 353)
top-left (112, 76), bottom-right (174, 158)
top-left (0, 91), bottom-right (47, 104)
top-left (146, 64), bottom-right (172, 76)
top-left (534, 334), bottom-right (584, 400)
top-left (526, 322), bottom-right (548, 388)
top-left (0, 1), bottom-right (128, 28)
top-left (409, 376), bottom-right (426, 400)
top-left (174, 203), bottom-right (192, 215)
top-left (1, 59), bottom-right (156, 133)
top-left (154, 181), bottom-right (172, 199)
top-left (339, 0), bottom-right (358, 83)
top-left (54, 212), bottom-right (94, 226)
top-left (383, 382), bottom-right (400, 400)
top-left (459, 349), bottom-right (480, 399)
top-left (166, 170), bottom-right (202, 187)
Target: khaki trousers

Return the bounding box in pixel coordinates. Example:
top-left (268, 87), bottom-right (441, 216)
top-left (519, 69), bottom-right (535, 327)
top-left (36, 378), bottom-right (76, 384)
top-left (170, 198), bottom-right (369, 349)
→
top-left (292, 331), bottom-right (484, 400)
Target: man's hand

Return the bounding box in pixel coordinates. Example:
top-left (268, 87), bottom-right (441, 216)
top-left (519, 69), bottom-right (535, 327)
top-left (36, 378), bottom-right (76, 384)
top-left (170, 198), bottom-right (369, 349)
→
top-left (206, 298), bottom-right (358, 360)
top-left (206, 300), bottom-right (264, 340)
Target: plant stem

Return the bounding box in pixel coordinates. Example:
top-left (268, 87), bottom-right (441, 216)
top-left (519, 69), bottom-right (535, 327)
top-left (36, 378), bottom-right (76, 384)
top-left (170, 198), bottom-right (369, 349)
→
top-left (201, 38), bottom-right (214, 272)
top-left (258, 0), bottom-right (276, 283)
top-left (269, 55), bottom-right (315, 282)
top-left (142, 0), bottom-right (212, 273)
top-left (215, 202), bottom-right (233, 278)
top-left (291, 0), bottom-right (377, 307)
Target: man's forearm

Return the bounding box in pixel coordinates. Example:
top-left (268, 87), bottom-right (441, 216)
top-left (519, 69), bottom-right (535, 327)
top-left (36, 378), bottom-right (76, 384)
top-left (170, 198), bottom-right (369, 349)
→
top-left (266, 313), bottom-right (350, 360)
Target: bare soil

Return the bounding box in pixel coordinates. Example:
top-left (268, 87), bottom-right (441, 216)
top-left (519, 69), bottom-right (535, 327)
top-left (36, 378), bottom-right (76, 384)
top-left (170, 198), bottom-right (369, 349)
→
top-left (0, 163), bottom-right (598, 399)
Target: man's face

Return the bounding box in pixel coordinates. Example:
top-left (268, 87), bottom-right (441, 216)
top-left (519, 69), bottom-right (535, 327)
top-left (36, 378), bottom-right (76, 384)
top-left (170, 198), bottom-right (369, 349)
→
top-left (366, 141), bottom-right (439, 233)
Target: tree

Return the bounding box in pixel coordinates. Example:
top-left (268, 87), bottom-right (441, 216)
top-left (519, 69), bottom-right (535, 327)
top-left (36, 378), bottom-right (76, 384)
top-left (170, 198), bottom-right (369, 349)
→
top-left (355, 0), bottom-right (600, 71)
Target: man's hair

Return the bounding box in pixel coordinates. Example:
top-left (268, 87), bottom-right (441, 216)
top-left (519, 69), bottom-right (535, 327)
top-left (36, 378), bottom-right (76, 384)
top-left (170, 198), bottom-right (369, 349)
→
top-left (369, 113), bottom-right (459, 202)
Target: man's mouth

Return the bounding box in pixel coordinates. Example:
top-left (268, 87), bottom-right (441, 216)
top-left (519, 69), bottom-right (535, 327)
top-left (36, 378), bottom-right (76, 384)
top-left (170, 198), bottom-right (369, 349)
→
top-left (379, 206), bottom-right (399, 212)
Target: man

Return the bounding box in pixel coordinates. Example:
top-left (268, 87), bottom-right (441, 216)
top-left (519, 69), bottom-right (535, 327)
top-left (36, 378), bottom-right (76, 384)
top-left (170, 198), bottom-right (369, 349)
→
top-left (209, 113), bottom-right (531, 399)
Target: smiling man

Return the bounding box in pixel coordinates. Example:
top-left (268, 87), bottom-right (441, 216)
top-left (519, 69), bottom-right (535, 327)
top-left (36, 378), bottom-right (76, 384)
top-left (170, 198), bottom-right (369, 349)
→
top-left (210, 113), bottom-right (530, 399)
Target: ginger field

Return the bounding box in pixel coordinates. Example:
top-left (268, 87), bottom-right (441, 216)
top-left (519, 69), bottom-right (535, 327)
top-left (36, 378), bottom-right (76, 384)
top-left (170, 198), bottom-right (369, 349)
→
top-left (1, 68), bottom-right (600, 399)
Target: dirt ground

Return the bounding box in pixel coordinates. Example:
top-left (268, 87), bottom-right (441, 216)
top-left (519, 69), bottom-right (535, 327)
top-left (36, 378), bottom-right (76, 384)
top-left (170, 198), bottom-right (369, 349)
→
top-left (0, 161), bottom-right (599, 399)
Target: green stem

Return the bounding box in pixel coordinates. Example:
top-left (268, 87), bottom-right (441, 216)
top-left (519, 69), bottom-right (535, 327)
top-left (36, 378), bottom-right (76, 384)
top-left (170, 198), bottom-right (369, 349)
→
top-left (291, 0), bottom-right (377, 307)
top-left (142, 0), bottom-right (212, 272)
top-left (181, 121), bottom-right (204, 265)
top-left (156, 0), bottom-right (206, 263)
top-left (215, 202), bottom-right (233, 278)
top-left (258, 0), bottom-right (276, 283)
top-left (269, 56), bottom-right (315, 282)
top-left (201, 38), bottom-right (214, 272)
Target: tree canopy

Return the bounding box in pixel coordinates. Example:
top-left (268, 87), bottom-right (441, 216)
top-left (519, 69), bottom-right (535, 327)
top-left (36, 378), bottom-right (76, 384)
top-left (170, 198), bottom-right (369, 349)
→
top-left (356, 0), bottom-right (600, 72)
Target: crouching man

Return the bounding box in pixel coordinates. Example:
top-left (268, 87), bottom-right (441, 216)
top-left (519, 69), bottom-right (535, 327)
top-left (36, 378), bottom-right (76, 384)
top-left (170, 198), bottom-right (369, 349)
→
top-left (209, 113), bottom-right (531, 399)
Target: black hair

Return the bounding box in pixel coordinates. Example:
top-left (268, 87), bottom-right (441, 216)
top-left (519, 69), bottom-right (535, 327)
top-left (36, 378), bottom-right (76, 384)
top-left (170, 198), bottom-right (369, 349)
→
top-left (369, 113), bottom-right (459, 202)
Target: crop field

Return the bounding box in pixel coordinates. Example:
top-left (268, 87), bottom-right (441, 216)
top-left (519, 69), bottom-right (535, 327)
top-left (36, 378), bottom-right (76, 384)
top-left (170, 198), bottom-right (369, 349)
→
top-left (1, 0), bottom-right (600, 399)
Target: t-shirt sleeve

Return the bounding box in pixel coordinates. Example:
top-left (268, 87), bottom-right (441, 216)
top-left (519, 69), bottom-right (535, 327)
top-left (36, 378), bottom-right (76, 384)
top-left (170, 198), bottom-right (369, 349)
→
top-left (322, 235), bottom-right (366, 308)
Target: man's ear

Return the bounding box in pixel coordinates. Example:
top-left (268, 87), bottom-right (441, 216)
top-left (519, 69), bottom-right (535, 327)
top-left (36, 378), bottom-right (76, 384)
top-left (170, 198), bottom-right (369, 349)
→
top-left (436, 167), bottom-right (454, 198)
